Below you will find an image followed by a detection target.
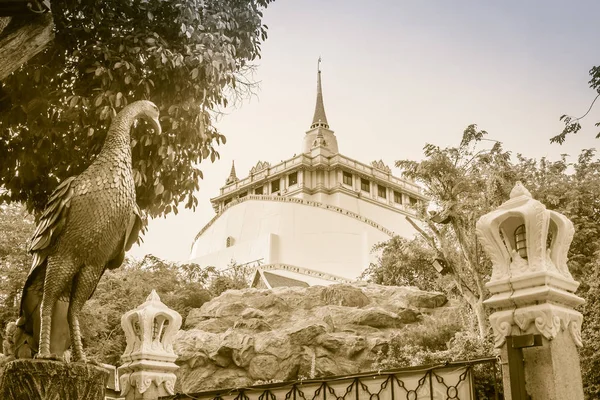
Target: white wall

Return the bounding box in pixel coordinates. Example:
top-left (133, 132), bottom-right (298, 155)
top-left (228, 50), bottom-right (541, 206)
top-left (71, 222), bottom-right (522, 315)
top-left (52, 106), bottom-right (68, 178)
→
top-left (294, 191), bottom-right (416, 238)
top-left (190, 197), bottom-right (404, 280)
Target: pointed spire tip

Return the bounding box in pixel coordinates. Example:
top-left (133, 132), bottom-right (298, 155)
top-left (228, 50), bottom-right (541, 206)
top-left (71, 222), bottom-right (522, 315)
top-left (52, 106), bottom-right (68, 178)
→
top-left (310, 57), bottom-right (329, 130)
top-left (225, 160), bottom-right (238, 185)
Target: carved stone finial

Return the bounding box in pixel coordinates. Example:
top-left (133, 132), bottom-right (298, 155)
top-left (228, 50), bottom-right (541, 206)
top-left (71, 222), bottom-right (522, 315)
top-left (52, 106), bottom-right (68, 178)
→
top-left (147, 289), bottom-right (160, 302)
top-left (250, 160), bottom-right (271, 175)
top-left (371, 160), bottom-right (391, 174)
top-left (118, 290), bottom-right (182, 398)
top-left (509, 181), bottom-right (532, 199)
top-left (225, 161), bottom-right (239, 185)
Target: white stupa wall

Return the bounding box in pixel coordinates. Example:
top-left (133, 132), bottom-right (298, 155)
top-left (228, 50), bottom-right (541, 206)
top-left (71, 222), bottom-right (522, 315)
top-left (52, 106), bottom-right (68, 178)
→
top-left (289, 191), bottom-right (415, 234)
top-left (190, 197), bottom-right (413, 280)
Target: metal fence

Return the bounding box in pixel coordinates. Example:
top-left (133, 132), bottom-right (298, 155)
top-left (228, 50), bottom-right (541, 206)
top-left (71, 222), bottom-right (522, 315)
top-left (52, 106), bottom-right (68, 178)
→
top-left (171, 358), bottom-right (501, 400)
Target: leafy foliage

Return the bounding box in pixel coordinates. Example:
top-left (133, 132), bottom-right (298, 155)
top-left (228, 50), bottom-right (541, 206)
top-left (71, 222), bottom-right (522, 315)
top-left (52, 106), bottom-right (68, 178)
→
top-left (0, 0), bottom-right (273, 217)
top-left (373, 304), bottom-right (500, 400)
top-left (373, 125), bottom-right (515, 338)
top-left (79, 255), bottom-right (214, 364)
top-left (552, 65), bottom-right (600, 144)
top-left (0, 204), bottom-right (34, 350)
top-left (208, 260), bottom-right (253, 296)
top-left (79, 255), bottom-right (250, 364)
top-left (368, 129), bottom-right (600, 394)
top-left (510, 149), bottom-right (600, 280)
top-left (580, 259), bottom-right (600, 399)
top-left (367, 125), bottom-right (600, 340)
top-left (362, 236), bottom-right (443, 293)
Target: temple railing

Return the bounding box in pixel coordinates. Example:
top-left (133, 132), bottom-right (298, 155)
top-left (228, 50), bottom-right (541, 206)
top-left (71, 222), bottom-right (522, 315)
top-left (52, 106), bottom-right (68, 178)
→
top-left (169, 358), bottom-right (501, 400)
top-left (217, 154), bottom-right (424, 198)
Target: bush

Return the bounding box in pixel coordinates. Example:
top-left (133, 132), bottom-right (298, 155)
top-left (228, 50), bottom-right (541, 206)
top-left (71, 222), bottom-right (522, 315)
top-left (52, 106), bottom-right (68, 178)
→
top-left (373, 305), bottom-right (500, 399)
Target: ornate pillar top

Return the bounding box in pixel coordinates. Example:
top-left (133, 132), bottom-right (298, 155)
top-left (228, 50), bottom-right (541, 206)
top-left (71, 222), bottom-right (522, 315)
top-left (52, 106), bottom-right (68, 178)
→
top-left (476, 181), bottom-right (578, 291)
top-left (119, 290), bottom-right (182, 398)
top-left (476, 182), bottom-right (584, 348)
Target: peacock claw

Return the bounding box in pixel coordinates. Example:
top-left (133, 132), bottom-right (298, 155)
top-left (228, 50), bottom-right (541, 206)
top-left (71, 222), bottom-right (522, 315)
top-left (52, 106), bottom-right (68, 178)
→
top-left (34, 352), bottom-right (60, 361)
top-left (73, 356), bottom-right (103, 367)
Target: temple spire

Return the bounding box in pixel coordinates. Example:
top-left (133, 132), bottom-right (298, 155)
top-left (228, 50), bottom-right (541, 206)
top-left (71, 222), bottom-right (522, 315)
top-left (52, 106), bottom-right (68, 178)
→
top-left (225, 161), bottom-right (238, 185)
top-left (310, 57), bottom-right (329, 130)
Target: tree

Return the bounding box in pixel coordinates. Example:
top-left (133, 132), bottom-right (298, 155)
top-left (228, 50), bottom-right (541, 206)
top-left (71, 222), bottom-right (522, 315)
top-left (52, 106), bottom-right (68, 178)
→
top-left (579, 257), bottom-right (600, 399)
top-left (386, 125), bottom-right (515, 338)
top-left (0, 203), bottom-right (34, 351)
top-left (362, 236), bottom-right (443, 293)
top-left (366, 127), bottom-right (600, 342)
top-left (0, 0), bottom-right (273, 218)
top-left (510, 149), bottom-right (600, 280)
top-left (552, 65), bottom-right (600, 144)
top-left (208, 260), bottom-right (252, 296)
top-left (79, 254), bottom-right (213, 364)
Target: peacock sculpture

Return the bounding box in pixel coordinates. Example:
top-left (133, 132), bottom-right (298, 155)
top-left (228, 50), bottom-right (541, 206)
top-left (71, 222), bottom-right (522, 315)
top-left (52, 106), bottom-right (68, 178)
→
top-left (13, 100), bottom-right (161, 362)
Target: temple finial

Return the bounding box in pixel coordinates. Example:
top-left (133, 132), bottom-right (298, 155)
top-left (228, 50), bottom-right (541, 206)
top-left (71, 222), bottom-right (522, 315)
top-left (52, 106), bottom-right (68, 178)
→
top-left (225, 161), bottom-right (238, 185)
top-left (310, 57), bottom-right (329, 130)
top-left (510, 181), bottom-right (532, 199)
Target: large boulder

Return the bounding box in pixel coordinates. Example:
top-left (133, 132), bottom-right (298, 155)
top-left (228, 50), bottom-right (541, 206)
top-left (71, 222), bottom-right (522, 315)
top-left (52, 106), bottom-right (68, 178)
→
top-left (174, 283), bottom-right (448, 393)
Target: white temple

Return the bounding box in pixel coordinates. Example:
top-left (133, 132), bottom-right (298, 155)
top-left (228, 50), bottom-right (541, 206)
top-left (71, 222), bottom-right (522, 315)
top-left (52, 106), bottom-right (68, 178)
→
top-left (189, 63), bottom-right (427, 287)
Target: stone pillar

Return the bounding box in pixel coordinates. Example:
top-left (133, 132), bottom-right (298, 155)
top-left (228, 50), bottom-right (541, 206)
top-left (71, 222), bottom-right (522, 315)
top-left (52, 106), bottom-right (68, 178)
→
top-left (0, 359), bottom-right (108, 399)
top-left (118, 290), bottom-right (182, 400)
top-left (476, 182), bottom-right (585, 400)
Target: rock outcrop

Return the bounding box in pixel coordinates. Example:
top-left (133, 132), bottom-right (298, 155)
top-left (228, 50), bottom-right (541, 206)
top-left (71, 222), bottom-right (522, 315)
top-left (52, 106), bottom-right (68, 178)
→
top-left (174, 282), bottom-right (450, 393)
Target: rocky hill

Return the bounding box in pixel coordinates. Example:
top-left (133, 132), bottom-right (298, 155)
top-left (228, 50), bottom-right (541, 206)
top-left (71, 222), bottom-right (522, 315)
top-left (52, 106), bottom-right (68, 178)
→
top-left (174, 282), bottom-right (454, 393)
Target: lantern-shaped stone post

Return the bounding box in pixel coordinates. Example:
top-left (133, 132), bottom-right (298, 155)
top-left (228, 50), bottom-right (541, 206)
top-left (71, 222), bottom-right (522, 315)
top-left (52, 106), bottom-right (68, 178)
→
top-left (476, 182), bottom-right (585, 400)
top-left (118, 290), bottom-right (182, 400)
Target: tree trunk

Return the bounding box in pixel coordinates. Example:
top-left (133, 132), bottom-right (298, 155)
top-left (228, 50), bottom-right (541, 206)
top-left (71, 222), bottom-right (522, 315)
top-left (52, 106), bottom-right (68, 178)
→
top-left (458, 285), bottom-right (489, 339)
top-left (471, 298), bottom-right (488, 338)
top-left (0, 13), bottom-right (54, 80)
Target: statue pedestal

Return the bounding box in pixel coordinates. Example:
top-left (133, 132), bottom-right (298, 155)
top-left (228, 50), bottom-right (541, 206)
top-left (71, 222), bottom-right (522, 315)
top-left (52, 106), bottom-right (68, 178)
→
top-left (0, 359), bottom-right (108, 400)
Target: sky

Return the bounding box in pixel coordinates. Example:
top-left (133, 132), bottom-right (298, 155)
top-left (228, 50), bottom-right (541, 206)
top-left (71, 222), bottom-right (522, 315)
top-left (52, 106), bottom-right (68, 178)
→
top-left (129, 0), bottom-right (600, 262)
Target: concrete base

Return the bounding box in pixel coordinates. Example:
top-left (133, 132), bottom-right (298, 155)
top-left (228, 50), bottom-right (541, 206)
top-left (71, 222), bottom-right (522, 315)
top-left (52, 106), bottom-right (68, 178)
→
top-left (500, 328), bottom-right (584, 400)
top-left (0, 359), bottom-right (108, 400)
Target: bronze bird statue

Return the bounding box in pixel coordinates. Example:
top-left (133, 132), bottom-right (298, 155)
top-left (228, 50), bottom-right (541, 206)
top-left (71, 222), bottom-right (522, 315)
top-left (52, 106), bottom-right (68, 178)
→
top-left (14, 100), bottom-right (161, 362)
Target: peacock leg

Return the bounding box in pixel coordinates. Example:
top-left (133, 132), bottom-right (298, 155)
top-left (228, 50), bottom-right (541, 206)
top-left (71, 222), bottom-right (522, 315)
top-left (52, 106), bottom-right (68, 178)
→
top-left (36, 256), bottom-right (77, 360)
top-left (68, 264), bottom-right (104, 363)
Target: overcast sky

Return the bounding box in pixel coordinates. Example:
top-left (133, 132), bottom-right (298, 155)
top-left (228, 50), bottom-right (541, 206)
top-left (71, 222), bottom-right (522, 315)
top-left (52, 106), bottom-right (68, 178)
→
top-left (129, 0), bottom-right (600, 262)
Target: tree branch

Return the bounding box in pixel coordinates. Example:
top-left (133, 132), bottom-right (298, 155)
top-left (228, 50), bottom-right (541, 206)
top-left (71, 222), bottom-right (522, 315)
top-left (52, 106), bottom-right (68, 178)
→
top-left (0, 13), bottom-right (54, 80)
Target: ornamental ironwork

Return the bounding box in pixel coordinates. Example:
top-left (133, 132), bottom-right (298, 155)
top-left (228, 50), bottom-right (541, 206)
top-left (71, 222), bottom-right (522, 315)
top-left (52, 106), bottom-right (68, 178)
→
top-left (172, 358), bottom-right (500, 400)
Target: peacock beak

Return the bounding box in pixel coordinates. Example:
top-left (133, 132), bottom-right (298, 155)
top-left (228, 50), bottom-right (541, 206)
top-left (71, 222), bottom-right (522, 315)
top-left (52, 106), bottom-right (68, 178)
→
top-left (150, 117), bottom-right (162, 136)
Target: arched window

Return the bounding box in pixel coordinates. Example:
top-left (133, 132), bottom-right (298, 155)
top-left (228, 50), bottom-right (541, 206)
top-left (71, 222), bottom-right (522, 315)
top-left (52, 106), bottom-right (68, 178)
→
top-left (514, 224), bottom-right (527, 259)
